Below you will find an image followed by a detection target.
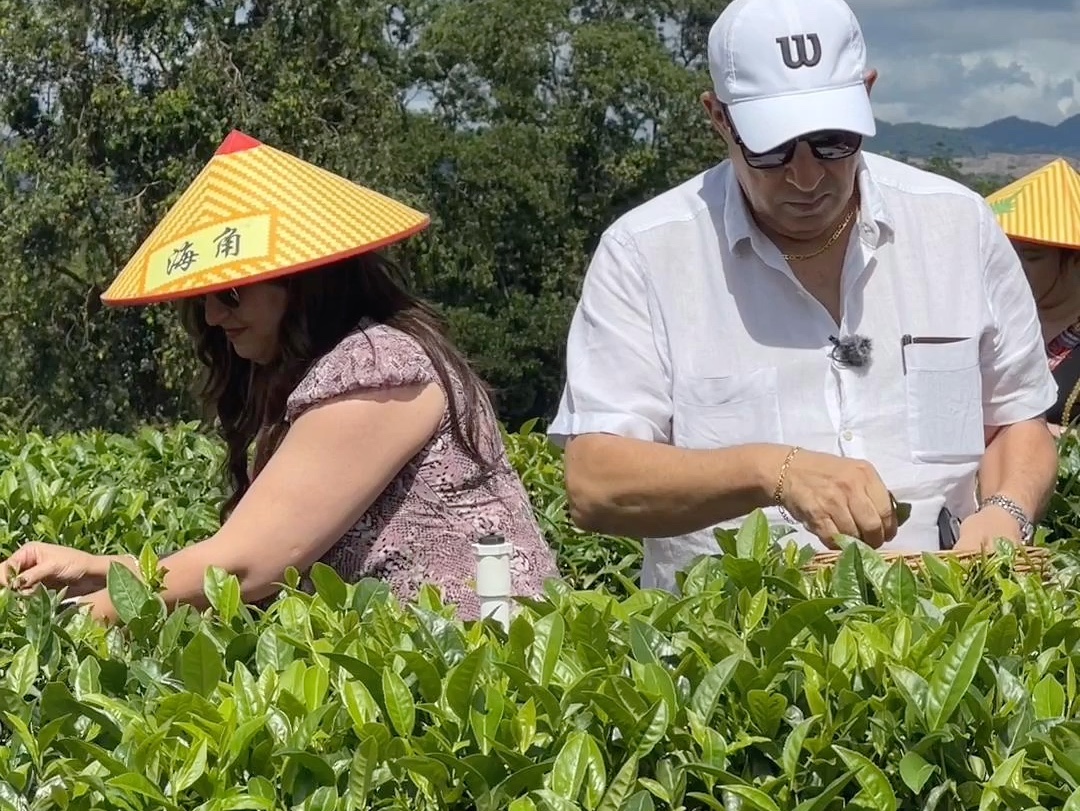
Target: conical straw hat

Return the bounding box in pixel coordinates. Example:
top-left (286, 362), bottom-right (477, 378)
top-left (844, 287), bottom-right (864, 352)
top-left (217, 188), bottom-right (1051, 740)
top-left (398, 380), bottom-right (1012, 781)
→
top-left (985, 157), bottom-right (1080, 250)
top-left (102, 131), bottom-right (431, 306)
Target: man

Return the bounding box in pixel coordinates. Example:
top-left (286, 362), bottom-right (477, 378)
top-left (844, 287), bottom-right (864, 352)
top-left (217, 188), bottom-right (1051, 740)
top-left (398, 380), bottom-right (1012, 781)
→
top-left (547, 0), bottom-right (1059, 592)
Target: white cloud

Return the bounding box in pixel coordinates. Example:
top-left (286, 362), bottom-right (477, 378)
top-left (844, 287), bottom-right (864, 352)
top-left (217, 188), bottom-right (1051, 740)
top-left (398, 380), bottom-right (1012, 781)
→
top-left (843, 0), bottom-right (1080, 126)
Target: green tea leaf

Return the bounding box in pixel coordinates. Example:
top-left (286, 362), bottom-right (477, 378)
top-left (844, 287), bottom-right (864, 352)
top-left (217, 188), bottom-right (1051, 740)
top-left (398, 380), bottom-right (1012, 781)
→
top-left (689, 654), bottom-right (741, 724)
top-left (979, 751), bottom-right (1027, 811)
top-left (831, 544), bottom-right (866, 603)
top-left (791, 773), bottom-right (855, 811)
top-left (24, 587), bottom-right (52, 650)
top-left (303, 786), bottom-right (339, 811)
top-left (309, 562), bottom-right (348, 609)
top-left (256, 627), bottom-right (294, 672)
top-left (721, 558), bottom-right (764, 593)
top-left (899, 751), bottom-right (936, 794)
top-left (723, 785), bottom-right (781, 811)
top-left (893, 499), bottom-right (912, 526)
top-left (105, 772), bottom-right (173, 807)
top-left (533, 789), bottom-right (582, 811)
top-left (470, 684), bottom-right (506, 754)
top-left (834, 746), bottom-right (897, 811)
top-left (107, 560), bottom-right (151, 624)
top-left (180, 631), bottom-right (223, 697)
top-left (735, 509), bottom-right (771, 560)
top-left (528, 612), bottom-right (565, 687)
top-left (596, 755), bottom-right (639, 811)
top-left (172, 736), bottom-right (208, 794)
top-left (6, 645), bottom-right (37, 697)
top-left (346, 736), bottom-right (378, 809)
top-left (747, 690), bottom-right (787, 739)
top-left (926, 620), bottom-right (988, 731)
top-left (632, 699), bottom-right (669, 758)
top-left (986, 613), bottom-right (1019, 657)
top-left (551, 730), bottom-right (606, 808)
top-left (382, 668), bottom-right (415, 737)
top-left (204, 566), bottom-right (241, 623)
top-left (742, 590), bottom-right (769, 633)
top-left (881, 560), bottom-right (917, 614)
top-left (782, 717), bottom-right (816, 780)
top-left (1034, 674), bottom-right (1066, 720)
top-left (622, 791), bottom-right (656, 811)
top-left (446, 646), bottom-right (487, 721)
top-left (757, 598), bottom-right (844, 661)
top-left (3, 712), bottom-right (39, 768)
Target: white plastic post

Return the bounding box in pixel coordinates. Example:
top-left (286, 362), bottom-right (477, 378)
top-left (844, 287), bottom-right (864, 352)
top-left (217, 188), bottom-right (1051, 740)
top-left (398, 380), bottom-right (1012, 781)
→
top-left (473, 533), bottom-right (513, 631)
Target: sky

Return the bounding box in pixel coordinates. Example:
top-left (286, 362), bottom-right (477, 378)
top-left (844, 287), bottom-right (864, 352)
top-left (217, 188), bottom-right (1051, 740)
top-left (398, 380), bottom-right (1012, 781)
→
top-left (845, 0), bottom-right (1080, 128)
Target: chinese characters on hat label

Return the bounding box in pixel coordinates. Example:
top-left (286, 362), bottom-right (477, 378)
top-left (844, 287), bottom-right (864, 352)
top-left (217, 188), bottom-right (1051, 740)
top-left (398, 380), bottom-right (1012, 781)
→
top-left (143, 213), bottom-right (274, 293)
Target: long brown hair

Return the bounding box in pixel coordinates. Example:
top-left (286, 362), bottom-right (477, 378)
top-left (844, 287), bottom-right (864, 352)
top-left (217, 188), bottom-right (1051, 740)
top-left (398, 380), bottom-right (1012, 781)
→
top-left (178, 251), bottom-right (496, 520)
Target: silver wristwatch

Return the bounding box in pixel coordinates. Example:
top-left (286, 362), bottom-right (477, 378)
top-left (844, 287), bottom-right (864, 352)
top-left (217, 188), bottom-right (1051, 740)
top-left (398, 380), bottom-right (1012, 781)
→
top-left (979, 494), bottom-right (1035, 543)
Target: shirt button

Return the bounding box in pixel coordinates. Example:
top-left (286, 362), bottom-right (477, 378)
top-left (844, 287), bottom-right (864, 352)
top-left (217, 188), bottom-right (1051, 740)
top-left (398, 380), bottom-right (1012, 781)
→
top-left (842, 430), bottom-right (854, 441)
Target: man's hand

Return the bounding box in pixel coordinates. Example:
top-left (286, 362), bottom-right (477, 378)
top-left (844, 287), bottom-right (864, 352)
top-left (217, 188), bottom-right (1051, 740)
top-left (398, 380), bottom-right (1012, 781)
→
top-left (778, 448), bottom-right (898, 549)
top-left (954, 505), bottom-right (1022, 553)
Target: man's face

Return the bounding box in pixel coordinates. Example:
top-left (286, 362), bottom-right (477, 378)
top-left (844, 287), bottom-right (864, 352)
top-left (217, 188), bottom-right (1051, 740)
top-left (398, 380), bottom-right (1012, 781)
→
top-left (702, 74), bottom-right (875, 243)
top-left (730, 129), bottom-right (859, 242)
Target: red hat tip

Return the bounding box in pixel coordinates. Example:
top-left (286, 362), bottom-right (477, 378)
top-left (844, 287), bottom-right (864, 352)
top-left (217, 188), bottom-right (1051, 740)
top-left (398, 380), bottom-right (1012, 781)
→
top-left (215, 130), bottom-right (263, 156)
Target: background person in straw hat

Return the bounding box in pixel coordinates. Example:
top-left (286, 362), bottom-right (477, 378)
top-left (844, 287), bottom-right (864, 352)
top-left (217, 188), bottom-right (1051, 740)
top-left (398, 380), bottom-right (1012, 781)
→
top-left (986, 158), bottom-right (1080, 434)
top-left (0, 131), bottom-right (558, 622)
top-left (1015, 241), bottom-right (1080, 432)
top-left (548, 0), bottom-right (1059, 590)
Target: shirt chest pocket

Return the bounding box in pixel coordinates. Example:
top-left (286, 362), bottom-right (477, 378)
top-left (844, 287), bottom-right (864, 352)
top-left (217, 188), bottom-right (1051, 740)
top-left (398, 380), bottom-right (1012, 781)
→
top-left (903, 337), bottom-right (985, 463)
top-left (673, 367), bottom-right (783, 450)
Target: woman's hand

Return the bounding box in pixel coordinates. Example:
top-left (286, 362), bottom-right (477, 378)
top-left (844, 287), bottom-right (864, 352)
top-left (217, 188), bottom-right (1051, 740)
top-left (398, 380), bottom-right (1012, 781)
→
top-left (0, 543), bottom-right (109, 597)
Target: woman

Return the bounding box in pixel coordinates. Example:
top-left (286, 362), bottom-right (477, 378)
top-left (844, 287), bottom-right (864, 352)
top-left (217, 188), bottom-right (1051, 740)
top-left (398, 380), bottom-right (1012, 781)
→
top-left (1014, 241), bottom-right (1080, 432)
top-left (0, 130), bottom-right (559, 621)
top-left (987, 157), bottom-right (1080, 434)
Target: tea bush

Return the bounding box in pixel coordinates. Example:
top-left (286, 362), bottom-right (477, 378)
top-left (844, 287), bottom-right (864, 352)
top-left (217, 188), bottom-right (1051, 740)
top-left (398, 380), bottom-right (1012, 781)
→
top-left (1, 424), bottom-right (1080, 808)
top-left (0, 422), bottom-right (643, 596)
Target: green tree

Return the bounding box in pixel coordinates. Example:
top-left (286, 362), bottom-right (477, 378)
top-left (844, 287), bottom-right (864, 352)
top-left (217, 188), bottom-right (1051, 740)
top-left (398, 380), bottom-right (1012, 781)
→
top-left (0, 0), bottom-right (729, 432)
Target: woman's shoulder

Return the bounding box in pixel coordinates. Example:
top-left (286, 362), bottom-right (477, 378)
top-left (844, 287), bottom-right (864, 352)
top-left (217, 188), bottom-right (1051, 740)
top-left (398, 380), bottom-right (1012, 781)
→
top-left (333, 320), bottom-right (433, 364)
top-left (286, 320), bottom-right (438, 421)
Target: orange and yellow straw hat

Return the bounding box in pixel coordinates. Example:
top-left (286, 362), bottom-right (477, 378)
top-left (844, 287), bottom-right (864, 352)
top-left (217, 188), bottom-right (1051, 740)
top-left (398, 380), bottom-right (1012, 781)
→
top-left (985, 157), bottom-right (1080, 250)
top-left (101, 131), bottom-right (431, 306)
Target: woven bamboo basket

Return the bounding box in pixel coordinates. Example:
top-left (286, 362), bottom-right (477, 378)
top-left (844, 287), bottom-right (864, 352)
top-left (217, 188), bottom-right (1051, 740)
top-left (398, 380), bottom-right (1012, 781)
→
top-left (804, 545), bottom-right (1052, 577)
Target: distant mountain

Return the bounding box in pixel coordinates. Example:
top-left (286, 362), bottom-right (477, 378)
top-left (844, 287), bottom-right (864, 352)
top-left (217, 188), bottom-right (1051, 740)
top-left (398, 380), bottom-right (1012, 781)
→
top-left (867, 114), bottom-right (1080, 160)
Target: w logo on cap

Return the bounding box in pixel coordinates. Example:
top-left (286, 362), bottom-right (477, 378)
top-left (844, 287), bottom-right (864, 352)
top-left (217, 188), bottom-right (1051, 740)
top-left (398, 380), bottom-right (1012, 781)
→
top-left (776, 34), bottom-right (822, 69)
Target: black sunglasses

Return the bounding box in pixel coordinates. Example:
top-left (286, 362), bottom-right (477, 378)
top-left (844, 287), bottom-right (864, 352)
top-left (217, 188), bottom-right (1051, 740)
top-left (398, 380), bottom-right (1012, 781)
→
top-left (209, 288), bottom-right (241, 308)
top-left (725, 111), bottom-right (862, 170)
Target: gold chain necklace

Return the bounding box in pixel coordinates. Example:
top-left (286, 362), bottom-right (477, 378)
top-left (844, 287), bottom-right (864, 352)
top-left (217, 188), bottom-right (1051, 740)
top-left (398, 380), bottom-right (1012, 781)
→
top-left (782, 205), bottom-right (857, 261)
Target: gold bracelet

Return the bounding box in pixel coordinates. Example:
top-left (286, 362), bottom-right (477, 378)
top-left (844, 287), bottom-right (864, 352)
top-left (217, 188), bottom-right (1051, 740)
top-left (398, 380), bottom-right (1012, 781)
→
top-left (773, 446), bottom-right (801, 509)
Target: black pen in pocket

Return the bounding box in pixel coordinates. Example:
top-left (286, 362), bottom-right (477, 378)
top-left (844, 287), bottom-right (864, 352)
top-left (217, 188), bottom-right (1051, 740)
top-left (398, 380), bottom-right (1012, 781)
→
top-left (900, 334), bottom-right (966, 374)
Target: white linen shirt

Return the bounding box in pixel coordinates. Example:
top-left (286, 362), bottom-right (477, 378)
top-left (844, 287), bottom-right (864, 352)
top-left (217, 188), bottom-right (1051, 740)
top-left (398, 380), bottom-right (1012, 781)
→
top-left (548, 151), bottom-right (1057, 592)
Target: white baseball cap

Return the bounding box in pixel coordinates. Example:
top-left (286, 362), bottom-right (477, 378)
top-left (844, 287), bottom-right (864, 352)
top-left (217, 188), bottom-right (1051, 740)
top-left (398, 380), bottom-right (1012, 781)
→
top-left (707, 0), bottom-right (876, 154)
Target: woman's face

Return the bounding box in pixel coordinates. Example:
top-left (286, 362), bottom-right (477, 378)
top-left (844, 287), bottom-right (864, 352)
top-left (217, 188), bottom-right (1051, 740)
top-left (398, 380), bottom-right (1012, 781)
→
top-left (202, 282), bottom-right (288, 364)
top-left (1013, 241), bottom-right (1065, 300)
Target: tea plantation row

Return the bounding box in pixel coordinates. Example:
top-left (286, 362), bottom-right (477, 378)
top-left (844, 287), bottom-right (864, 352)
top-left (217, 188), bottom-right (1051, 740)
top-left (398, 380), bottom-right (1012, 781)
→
top-left (2, 422), bottom-right (1080, 809)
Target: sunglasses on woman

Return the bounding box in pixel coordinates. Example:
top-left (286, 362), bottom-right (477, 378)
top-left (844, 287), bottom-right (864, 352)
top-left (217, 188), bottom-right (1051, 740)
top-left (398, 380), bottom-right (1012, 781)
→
top-left (724, 109), bottom-right (863, 170)
top-left (209, 288), bottom-right (241, 308)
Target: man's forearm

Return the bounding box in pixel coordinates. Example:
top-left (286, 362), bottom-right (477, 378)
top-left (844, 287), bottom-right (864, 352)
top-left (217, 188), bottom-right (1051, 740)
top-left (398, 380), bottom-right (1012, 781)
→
top-left (978, 419), bottom-right (1058, 519)
top-left (563, 434), bottom-right (787, 538)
